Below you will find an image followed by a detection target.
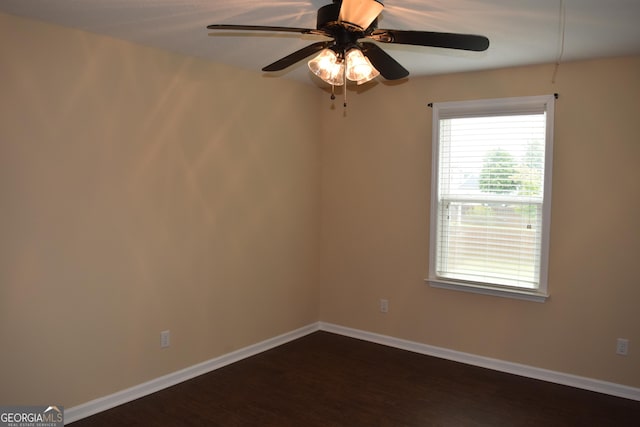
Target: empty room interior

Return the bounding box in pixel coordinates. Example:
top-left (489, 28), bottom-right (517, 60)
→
top-left (1, 0), bottom-right (639, 424)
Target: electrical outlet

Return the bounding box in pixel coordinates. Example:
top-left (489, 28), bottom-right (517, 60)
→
top-left (616, 338), bottom-right (629, 356)
top-left (161, 330), bottom-right (171, 349)
top-left (379, 299), bottom-right (389, 313)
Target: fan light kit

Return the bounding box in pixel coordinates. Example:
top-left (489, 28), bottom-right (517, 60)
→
top-left (207, 0), bottom-right (489, 105)
top-left (308, 48), bottom-right (379, 86)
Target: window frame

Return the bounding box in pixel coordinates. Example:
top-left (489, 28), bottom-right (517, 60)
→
top-left (426, 95), bottom-right (555, 302)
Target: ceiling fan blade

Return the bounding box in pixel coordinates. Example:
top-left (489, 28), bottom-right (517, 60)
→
top-left (262, 41), bottom-right (332, 72)
top-left (369, 29), bottom-right (490, 51)
top-left (339, 0), bottom-right (384, 30)
top-left (207, 24), bottom-right (325, 36)
top-left (360, 42), bottom-right (408, 80)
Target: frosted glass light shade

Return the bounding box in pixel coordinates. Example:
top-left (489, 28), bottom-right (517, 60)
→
top-left (308, 49), bottom-right (345, 86)
top-left (345, 48), bottom-right (379, 84)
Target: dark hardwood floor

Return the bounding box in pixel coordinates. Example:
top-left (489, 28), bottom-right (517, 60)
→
top-left (70, 331), bottom-right (640, 426)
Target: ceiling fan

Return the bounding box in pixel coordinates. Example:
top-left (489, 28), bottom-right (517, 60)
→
top-left (207, 0), bottom-right (489, 87)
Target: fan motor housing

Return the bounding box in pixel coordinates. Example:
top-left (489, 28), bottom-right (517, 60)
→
top-left (316, 2), bottom-right (378, 31)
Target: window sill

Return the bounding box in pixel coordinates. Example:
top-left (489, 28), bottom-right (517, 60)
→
top-left (425, 279), bottom-right (549, 303)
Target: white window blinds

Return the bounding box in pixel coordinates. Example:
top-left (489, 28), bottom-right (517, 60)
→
top-left (429, 96), bottom-right (554, 297)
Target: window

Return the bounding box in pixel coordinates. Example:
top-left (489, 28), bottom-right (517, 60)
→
top-left (427, 95), bottom-right (555, 302)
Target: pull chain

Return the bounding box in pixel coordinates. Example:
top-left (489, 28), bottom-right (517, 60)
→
top-left (343, 55), bottom-right (348, 109)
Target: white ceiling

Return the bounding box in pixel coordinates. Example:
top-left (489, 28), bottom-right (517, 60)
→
top-left (2, 0), bottom-right (640, 86)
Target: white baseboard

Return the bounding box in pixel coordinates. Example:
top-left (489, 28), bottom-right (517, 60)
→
top-left (66, 321), bottom-right (639, 424)
top-left (319, 322), bottom-right (640, 402)
top-left (65, 323), bottom-right (320, 424)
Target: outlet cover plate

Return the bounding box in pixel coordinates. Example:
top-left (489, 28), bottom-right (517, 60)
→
top-left (161, 330), bottom-right (170, 348)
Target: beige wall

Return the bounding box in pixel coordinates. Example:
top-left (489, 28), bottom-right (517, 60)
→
top-left (0, 14), bottom-right (321, 406)
top-left (319, 57), bottom-right (640, 387)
